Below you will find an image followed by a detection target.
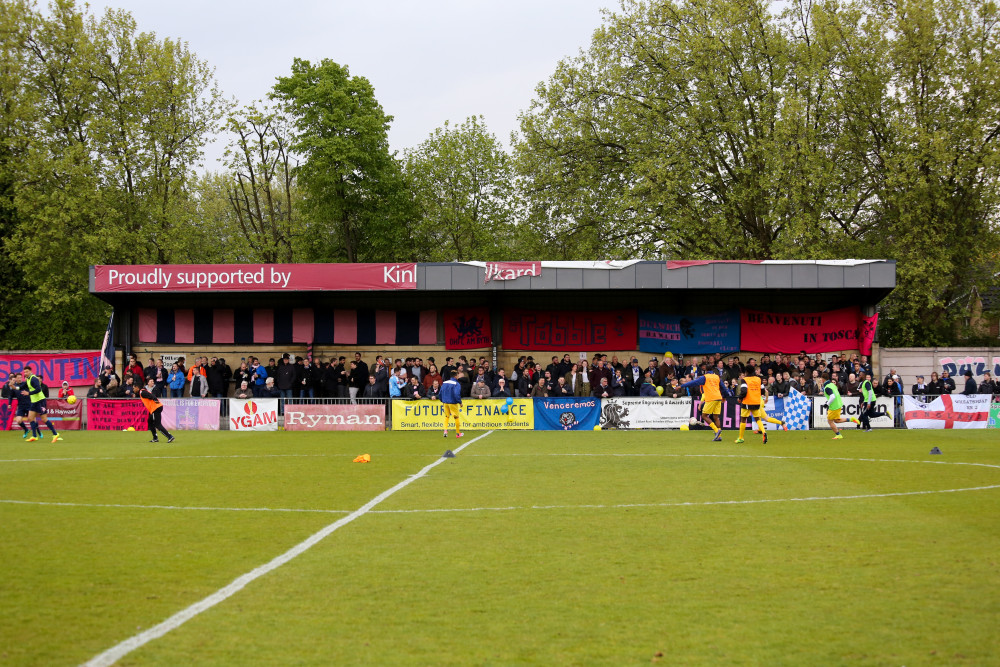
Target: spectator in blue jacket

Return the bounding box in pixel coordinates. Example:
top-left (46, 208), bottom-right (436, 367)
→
top-left (167, 364), bottom-right (186, 398)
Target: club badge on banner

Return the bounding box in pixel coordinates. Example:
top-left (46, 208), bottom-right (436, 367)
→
top-left (989, 401), bottom-right (1000, 428)
top-left (811, 396), bottom-right (894, 429)
top-left (534, 397), bottom-right (601, 430)
top-left (228, 399), bottom-right (279, 431)
top-left (599, 397), bottom-right (692, 429)
top-left (161, 399), bottom-right (221, 431)
top-left (391, 399), bottom-right (534, 430)
top-left (283, 403), bottom-right (386, 431)
top-left (86, 399), bottom-right (148, 431)
top-left (902, 394), bottom-right (990, 429)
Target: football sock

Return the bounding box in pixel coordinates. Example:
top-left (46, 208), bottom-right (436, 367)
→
top-left (764, 416), bottom-right (783, 425)
top-left (754, 419), bottom-right (764, 433)
top-left (710, 422), bottom-right (720, 434)
top-left (31, 421), bottom-right (39, 438)
top-left (45, 421), bottom-right (57, 435)
top-left (19, 422), bottom-right (28, 433)
top-left (738, 421), bottom-right (746, 440)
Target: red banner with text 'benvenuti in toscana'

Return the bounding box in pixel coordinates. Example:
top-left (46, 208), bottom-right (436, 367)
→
top-left (740, 307), bottom-right (878, 355)
top-left (93, 264), bottom-right (417, 292)
top-left (504, 309), bottom-right (637, 351)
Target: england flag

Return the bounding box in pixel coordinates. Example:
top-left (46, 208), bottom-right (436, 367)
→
top-left (903, 394), bottom-right (990, 429)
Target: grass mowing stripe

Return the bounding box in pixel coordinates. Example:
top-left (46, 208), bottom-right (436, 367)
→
top-left (369, 483), bottom-right (1000, 513)
top-left (80, 430), bottom-right (493, 667)
top-left (0, 499), bottom-right (352, 514)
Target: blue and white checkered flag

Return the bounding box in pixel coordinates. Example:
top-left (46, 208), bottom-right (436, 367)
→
top-left (783, 387), bottom-right (811, 430)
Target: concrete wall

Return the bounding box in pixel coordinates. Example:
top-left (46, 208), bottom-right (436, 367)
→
top-left (879, 347), bottom-right (1000, 385)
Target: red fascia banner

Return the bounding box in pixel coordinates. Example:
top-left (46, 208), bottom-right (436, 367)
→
top-left (740, 307), bottom-right (865, 353)
top-left (504, 308), bottom-right (637, 351)
top-left (0, 351), bottom-right (102, 385)
top-left (86, 399), bottom-right (148, 431)
top-left (444, 308), bottom-right (493, 349)
top-left (93, 263), bottom-right (417, 292)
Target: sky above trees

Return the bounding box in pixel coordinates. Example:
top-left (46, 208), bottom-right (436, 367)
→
top-left (85, 0), bottom-right (612, 168)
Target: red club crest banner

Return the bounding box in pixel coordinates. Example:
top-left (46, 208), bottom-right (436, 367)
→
top-left (444, 308), bottom-right (492, 349)
top-left (503, 308), bottom-right (637, 351)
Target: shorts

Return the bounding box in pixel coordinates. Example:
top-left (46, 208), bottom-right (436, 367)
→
top-left (15, 406), bottom-right (29, 418)
top-left (29, 400), bottom-right (47, 415)
top-left (827, 408), bottom-right (842, 421)
top-left (701, 400), bottom-right (722, 415)
top-left (443, 404), bottom-right (461, 419)
top-left (740, 405), bottom-right (764, 419)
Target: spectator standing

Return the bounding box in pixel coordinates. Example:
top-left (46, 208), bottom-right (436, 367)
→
top-left (87, 379), bottom-right (108, 399)
top-left (962, 370), bottom-right (978, 395)
top-left (926, 372), bottom-right (943, 395)
top-left (187, 358), bottom-right (208, 398)
top-left (57, 381), bottom-right (75, 399)
top-left (206, 357), bottom-right (227, 398)
top-left (275, 356), bottom-right (297, 398)
top-left (979, 372), bottom-right (997, 395)
top-left (166, 364), bottom-right (185, 398)
top-left (406, 375), bottom-right (426, 400)
top-left (250, 358), bottom-right (268, 397)
top-left (362, 375), bottom-right (382, 399)
top-left (911, 375), bottom-right (928, 396)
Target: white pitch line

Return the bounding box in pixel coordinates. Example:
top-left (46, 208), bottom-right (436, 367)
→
top-left (369, 484), bottom-right (1000, 513)
top-left (80, 431), bottom-right (493, 667)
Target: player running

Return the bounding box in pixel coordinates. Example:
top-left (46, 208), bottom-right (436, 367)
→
top-left (734, 373), bottom-right (787, 445)
top-left (857, 371), bottom-right (876, 432)
top-left (679, 371), bottom-right (732, 441)
top-left (440, 369), bottom-right (464, 439)
top-left (6, 372), bottom-right (31, 438)
top-left (822, 371), bottom-right (860, 439)
top-left (22, 365), bottom-right (60, 442)
top-left (140, 378), bottom-right (175, 443)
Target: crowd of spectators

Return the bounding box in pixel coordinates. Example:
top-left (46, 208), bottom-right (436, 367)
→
top-left (64, 350), bottom-right (1000, 402)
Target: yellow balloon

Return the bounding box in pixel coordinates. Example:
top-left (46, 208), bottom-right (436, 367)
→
top-left (656, 385), bottom-right (664, 395)
top-left (664, 351), bottom-right (673, 359)
top-left (593, 425), bottom-right (602, 431)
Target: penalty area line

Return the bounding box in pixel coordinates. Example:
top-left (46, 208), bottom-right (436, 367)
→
top-left (80, 430), bottom-right (493, 667)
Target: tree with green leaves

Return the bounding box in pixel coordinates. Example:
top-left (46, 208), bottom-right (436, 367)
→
top-left (515, 0), bottom-right (1000, 345)
top-left (0, 0), bottom-right (227, 347)
top-left (404, 115), bottom-right (521, 261)
top-left (271, 58), bottom-right (414, 263)
top-left (222, 102), bottom-right (297, 263)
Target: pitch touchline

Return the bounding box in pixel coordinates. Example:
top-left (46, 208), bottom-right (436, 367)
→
top-left (80, 430), bottom-right (494, 667)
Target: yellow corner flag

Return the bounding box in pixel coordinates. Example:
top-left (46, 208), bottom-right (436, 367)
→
top-left (353, 454), bottom-right (371, 463)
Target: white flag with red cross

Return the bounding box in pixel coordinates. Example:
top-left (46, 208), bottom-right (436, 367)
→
top-left (902, 394), bottom-right (991, 429)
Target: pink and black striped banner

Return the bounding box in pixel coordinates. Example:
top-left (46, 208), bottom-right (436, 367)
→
top-left (138, 308), bottom-right (438, 346)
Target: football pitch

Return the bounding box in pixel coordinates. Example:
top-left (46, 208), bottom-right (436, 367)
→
top-left (2, 428), bottom-right (999, 666)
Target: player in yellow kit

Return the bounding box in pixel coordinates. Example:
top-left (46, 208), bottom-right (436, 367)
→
top-left (734, 373), bottom-right (786, 445)
top-left (679, 371), bottom-right (732, 442)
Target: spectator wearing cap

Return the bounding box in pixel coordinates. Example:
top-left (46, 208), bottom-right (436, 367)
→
top-left (911, 375), bottom-right (928, 396)
top-left (962, 370), bottom-right (978, 395)
top-left (57, 381), bottom-right (75, 399)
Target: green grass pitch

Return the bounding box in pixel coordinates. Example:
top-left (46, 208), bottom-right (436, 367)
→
top-left (2, 428), bottom-right (999, 665)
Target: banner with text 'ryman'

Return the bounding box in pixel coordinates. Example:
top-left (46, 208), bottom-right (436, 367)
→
top-left (391, 399), bottom-right (534, 430)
